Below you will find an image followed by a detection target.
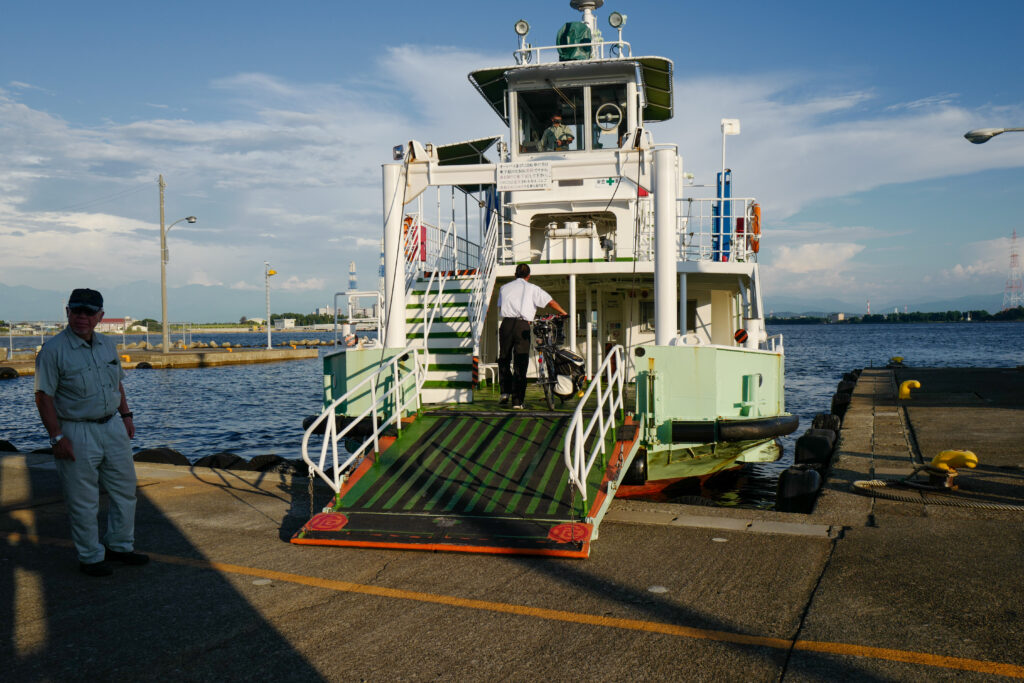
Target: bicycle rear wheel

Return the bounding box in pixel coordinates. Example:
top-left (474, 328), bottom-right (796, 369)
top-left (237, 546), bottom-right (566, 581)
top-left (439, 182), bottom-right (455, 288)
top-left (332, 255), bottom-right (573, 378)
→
top-left (542, 381), bottom-right (555, 411)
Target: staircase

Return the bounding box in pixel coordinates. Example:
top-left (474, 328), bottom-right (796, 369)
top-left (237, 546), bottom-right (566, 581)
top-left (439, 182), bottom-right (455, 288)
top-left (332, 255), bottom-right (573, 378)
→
top-left (407, 273), bottom-right (477, 403)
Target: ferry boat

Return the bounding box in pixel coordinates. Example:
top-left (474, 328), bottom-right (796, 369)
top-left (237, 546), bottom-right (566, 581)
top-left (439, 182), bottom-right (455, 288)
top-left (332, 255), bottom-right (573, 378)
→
top-left (293, 0), bottom-right (797, 557)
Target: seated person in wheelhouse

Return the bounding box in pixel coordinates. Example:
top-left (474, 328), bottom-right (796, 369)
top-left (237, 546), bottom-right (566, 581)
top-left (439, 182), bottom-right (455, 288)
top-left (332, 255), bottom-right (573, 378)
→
top-left (541, 114), bottom-right (575, 151)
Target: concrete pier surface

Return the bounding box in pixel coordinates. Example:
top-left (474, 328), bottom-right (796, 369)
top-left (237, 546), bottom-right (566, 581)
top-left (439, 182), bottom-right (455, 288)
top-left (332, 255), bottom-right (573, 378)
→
top-left (0, 346), bottom-right (319, 377)
top-left (2, 367), bottom-right (1023, 680)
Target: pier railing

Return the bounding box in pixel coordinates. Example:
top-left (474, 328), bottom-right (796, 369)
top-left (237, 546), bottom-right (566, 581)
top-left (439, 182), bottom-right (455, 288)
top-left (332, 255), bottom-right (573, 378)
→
top-left (301, 347), bottom-right (424, 494)
top-left (564, 344), bottom-right (625, 506)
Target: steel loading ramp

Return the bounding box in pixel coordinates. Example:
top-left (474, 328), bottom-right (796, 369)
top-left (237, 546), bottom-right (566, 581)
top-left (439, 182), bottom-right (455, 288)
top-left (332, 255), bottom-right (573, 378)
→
top-left (292, 411), bottom-right (641, 558)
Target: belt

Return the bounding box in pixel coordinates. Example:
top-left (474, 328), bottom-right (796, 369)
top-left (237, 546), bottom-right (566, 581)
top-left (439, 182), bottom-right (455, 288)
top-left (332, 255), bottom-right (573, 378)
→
top-left (60, 413), bottom-right (116, 424)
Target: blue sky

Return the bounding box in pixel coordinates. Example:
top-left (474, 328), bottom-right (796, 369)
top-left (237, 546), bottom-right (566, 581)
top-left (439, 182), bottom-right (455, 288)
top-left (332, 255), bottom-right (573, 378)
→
top-left (2, 0), bottom-right (1024, 320)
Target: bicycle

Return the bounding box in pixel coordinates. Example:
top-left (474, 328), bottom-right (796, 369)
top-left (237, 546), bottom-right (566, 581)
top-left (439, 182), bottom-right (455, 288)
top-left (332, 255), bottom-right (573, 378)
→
top-left (532, 315), bottom-right (586, 411)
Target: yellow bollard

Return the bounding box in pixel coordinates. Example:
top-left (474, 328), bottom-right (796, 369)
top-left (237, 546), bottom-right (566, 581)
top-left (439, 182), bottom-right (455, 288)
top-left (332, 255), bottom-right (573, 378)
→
top-left (121, 354), bottom-right (130, 363)
top-left (227, 347), bottom-right (233, 353)
top-left (931, 450), bottom-right (978, 472)
top-left (898, 379), bottom-right (920, 399)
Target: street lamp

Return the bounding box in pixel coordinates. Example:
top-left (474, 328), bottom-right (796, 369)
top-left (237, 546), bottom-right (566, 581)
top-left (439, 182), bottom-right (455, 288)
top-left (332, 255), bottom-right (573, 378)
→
top-left (265, 261), bottom-right (277, 349)
top-left (158, 174), bottom-right (197, 354)
top-left (964, 127), bottom-right (1024, 144)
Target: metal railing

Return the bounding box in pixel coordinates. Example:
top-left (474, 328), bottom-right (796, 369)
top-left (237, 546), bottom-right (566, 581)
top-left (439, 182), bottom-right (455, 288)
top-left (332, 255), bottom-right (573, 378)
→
top-left (333, 291), bottom-right (384, 346)
top-left (301, 347), bottom-right (424, 493)
top-left (631, 196), bottom-right (760, 264)
top-left (469, 210), bottom-right (501, 353)
top-left (563, 344), bottom-right (626, 504)
top-left (514, 40), bottom-right (632, 66)
top-left (406, 219), bottom-right (462, 349)
top-left (677, 197), bottom-right (759, 263)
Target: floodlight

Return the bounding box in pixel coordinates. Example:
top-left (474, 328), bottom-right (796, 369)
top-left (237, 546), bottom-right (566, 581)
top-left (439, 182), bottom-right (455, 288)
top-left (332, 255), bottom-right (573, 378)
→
top-left (514, 19), bottom-right (530, 36)
top-left (964, 128), bottom-right (1004, 144)
top-left (608, 12), bottom-right (626, 28)
top-left (186, 216), bottom-right (197, 224)
top-left (393, 144), bottom-right (405, 160)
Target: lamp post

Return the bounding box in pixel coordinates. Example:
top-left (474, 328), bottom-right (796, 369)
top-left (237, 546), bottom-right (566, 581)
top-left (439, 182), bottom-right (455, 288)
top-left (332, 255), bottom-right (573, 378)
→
top-left (158, 174), bottom-right (197, 354)
top-left (265, 261), bottom-right (277, 349)
top-left (964, 127), bottom-right (1024, 144)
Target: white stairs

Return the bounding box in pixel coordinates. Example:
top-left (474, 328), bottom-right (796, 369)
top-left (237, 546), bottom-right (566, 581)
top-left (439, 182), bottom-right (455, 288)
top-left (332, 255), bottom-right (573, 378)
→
top-left (406, 273), bottom-right (477, 403)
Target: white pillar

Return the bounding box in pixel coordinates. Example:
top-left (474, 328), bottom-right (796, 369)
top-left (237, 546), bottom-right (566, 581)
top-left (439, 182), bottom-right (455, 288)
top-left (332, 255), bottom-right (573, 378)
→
top-left (382, 163), bottom-right (407, 349)
top-left (568, 274), bottom-right (577, 351)
top-left (678, 272), bottom-right (687, 337)
top-left (653, 148), bottom-right (678, 345)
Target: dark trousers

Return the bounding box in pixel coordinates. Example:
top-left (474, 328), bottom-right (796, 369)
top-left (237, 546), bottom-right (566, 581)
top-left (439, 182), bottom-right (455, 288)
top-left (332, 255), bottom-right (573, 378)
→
top-left (498, 318), bottom-right (532, 404)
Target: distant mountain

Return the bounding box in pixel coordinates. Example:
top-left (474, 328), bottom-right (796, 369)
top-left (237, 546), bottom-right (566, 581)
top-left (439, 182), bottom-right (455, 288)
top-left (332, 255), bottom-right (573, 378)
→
top-left (763, 295), bottom-right (862, 317)
top-left (0, 281), bottom-right (340, 323)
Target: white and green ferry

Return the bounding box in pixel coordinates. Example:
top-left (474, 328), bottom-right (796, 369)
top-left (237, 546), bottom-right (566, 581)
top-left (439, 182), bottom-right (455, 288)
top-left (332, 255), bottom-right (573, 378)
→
top-left (294, 0), bottom-right (797, 557)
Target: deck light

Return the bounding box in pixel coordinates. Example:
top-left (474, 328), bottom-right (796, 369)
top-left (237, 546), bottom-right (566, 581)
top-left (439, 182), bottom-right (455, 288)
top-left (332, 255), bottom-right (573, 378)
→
top-left (608, 11), bottom-right (626, 28)
top-left (392, 144), bottom-right (405, 160)
top-left (514, 19), bottom-right (530, 37)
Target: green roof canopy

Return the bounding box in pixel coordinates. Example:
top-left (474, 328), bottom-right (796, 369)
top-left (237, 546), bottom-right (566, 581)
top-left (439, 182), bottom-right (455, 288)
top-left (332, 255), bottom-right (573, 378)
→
top-left (437, 136), bottom-right (499, 166)
top-left (468, 57), bottom-right (674, 125)
top-left (436, 136), bottom-right (500, 194)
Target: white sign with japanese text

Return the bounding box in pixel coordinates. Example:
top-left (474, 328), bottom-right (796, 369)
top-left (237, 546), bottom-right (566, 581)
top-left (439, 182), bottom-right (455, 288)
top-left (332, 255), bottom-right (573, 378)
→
top-left (497, 161), bottom-right (552, 191)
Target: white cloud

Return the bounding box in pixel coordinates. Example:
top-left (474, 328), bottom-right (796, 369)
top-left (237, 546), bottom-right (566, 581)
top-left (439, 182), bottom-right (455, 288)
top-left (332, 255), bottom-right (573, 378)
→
top-left (772, 243), bottom-right (865, 274)
top-left (940, 235), bottom-right (1011, 281)
top-left (664, 74), bottom-right (1024, 219)
top-left (2, 49), bottom-right (1023, 312)
top-left (187, 271), bottom-right (223, 286)
top-left (278, 276), bottom-right (326, 291)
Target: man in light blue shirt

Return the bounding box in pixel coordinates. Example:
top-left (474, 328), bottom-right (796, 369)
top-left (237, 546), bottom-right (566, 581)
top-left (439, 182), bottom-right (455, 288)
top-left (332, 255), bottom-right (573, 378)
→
top-left (35, 288), bottom-right (148, 577)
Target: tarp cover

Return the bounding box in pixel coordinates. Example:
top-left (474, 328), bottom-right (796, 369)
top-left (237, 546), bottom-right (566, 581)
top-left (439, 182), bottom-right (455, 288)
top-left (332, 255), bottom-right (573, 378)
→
top-left (556, 22), bottom-right (592, 61)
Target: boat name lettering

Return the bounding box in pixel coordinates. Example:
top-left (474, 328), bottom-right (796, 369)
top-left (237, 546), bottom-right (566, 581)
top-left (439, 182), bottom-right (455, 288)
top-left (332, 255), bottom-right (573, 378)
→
top-left (497, 162), bottom-right (552, 191)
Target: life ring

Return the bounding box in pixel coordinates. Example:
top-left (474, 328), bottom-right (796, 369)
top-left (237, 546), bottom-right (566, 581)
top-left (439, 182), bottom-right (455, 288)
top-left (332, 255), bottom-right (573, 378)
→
top-left (749, 203), bottom-right (761, 253)
top-left (403, 216), bottom-right (413, 233)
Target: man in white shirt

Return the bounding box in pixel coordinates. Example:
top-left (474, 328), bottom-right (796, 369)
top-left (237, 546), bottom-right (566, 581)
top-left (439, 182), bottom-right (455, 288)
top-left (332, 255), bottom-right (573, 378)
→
top-left (497, 264), bottom-right (567, 409)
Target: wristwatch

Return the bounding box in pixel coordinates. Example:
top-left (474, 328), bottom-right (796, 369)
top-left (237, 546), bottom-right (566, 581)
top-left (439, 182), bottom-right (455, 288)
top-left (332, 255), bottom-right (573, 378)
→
top-left (49, 434), bottom-right (64, 447)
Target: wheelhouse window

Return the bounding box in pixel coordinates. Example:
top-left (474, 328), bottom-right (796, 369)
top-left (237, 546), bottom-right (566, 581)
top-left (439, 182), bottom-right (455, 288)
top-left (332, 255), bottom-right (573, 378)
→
top-left (517, 87), bottom-right (583, 153)
top-left (591, 84), bottom-right (627, 150)
top-left (516, 83), bottom-right (629, 153)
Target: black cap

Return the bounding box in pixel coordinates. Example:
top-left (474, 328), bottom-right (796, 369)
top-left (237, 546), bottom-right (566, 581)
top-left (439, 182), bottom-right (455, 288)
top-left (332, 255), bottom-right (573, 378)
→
top-left (68, 288), bottom-right (103, 313)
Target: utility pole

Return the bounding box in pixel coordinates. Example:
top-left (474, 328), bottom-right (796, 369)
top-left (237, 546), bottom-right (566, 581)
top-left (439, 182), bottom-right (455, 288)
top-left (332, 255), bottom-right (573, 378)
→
top-left (159, 175), bottom-right (168, 353)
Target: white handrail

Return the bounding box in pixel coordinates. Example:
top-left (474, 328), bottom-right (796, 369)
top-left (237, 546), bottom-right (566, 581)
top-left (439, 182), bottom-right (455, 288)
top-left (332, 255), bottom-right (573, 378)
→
top-left (415, 221), bottom-right (460, 348)
top-left (563, 345), bottom-right (626, 503)
top-left (301, 347), bottom-right (424, 494)
top-left (469, 210), bottom-right (500, 351)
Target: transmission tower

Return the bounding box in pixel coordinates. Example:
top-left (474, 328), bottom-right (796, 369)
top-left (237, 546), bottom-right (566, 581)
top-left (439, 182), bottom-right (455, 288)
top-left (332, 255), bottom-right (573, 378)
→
top-left (1003, 229), bottom-right (1023, 311)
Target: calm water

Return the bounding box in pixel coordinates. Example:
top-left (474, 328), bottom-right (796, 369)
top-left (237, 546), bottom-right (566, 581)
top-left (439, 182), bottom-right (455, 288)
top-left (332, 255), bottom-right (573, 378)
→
top-left (2, 324), bottom-right (1022, 507)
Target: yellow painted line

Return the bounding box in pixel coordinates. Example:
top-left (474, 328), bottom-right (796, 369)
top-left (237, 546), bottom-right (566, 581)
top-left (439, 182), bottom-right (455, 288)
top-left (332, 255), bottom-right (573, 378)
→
top-left (8, 532), bottom-right (1024, 678)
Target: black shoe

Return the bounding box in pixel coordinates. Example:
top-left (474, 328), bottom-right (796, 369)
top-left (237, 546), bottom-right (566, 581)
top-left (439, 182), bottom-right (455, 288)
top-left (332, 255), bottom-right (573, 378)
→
top-left (105, 547), bottom-right (149, 565)
top-left (80, 560), bottom-right (113, 577)
top-left (499, 393), bottom-right (510, 405)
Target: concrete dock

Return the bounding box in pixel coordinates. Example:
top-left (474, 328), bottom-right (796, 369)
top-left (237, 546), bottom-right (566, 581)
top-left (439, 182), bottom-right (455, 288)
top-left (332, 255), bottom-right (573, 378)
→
top-left (0, 346), bottom-right (319, 377)
top-left (2, 367), bottom-right (1022, 680)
